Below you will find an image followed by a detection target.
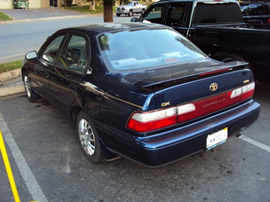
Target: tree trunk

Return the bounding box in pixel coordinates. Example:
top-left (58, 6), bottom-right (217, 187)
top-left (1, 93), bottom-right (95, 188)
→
top-left (103, 0), bottom-right (113, 22)
top-left (57, 0), bottom-right (62, 7)
top-left (89, 0), bottom-right (96, 10)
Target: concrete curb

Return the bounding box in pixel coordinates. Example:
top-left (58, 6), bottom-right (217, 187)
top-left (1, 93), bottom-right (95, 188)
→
top-left (0, 69), bottom-right (21, 82)
top-left (0, 69), bottom-right (24, 97)
top-left (0, 84), bottom-right (24, 97)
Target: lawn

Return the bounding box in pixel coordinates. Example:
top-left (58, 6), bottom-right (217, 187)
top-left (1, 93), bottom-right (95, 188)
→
top-left (0, 60), bottom-right (23, 74)
top-left (0, 12), bottom-right (12, 21)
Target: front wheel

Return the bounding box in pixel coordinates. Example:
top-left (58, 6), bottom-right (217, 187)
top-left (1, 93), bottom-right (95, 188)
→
top-left (116, 13), bottom-right (120, 17)
top-left (77, 111), bottom-right (103, 164)
top-left (128, 10), bottom-right (133, 17)
top-left (23, 75), bottom-right (41, 102)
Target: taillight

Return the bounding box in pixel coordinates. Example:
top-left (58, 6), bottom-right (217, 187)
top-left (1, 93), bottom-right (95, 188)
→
top-left (230, 82), bottom-right (255, 101)
top-left (268, 18), bottom-right (270, 24)
top-left (127, 82), bottom-right (255, 133)
top-left (127, 107), bottom-right (177, 132)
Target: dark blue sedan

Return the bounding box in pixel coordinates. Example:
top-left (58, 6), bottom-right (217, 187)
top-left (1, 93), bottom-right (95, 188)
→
top-left (22, 23), bottom-right (260, 167)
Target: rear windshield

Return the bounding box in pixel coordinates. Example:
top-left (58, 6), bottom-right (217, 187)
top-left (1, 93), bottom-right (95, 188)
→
top-left (98, 29), bottom-right (206, 71)
top-left (193, 2), bottom-right (243, 24)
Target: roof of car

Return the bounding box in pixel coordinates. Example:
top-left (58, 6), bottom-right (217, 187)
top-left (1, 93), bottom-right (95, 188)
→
top-left (60, 23), bottom-right (167, 35)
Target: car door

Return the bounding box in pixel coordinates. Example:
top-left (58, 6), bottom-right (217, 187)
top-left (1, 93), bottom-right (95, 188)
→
top-left (48, 32), bottom-right (89, 113)
top-left (165, 2), bottom-right (192, 36)
top-left (32, 33), bottom-right (66, 98)
top-left (133, 2), bottom-right (139, 12)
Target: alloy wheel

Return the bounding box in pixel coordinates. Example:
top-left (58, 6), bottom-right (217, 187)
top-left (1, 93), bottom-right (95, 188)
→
top-left (24, 75), bottom-right (31, 98)
top-left (78, 119), bottom-right (96, 156)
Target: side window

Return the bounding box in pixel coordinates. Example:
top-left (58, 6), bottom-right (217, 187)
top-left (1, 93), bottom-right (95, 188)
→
top-left (143, 5), bottom-right (166, 24)
top-left (57, 35), bottom-right (88, 73)
top-left (42, 35), bottom-right (65, 63)
top-left (167, 3), bottom-right (187, 26)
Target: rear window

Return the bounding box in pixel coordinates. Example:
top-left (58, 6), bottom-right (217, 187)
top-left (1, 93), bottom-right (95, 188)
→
top-left (98, 29), bottom-right (206, 71)
top-left (193, 2), bottom-right (243, 24)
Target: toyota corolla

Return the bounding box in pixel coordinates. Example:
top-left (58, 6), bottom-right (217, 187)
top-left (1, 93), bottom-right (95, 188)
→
top-left (22, 23), bottom-right (260, 167)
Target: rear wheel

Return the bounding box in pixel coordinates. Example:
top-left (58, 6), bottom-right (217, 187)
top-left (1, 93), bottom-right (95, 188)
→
top-left (128, 10), bottom-right (133, 17)
top-left (23, 75), bottom-right (41, 102)
top-left (116, 13), bottom-right (120, 17)
top-left (77, 111), bottom-right (103, 164)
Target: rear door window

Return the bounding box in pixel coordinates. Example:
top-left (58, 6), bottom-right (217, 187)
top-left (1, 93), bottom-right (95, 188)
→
top-left (56, 34), bottom-right (88, 73)
top-left (166, 3), bottom-right (187, 26)
top-left (193, 2), bottom-right (243, 24)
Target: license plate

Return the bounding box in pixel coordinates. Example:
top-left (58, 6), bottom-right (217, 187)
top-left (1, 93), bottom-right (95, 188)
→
top-left (206, 128), bottom-right (228, 150)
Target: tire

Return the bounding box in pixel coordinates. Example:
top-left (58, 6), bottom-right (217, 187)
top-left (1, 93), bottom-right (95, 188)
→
top-left (128, 10), bottom-right (133, 17)
top-left (77, 111), bottom-right (103, 164)
top-left (116, 13), bottom-right (120, 17)
top-left (23, 74), bottom-right (41, 102)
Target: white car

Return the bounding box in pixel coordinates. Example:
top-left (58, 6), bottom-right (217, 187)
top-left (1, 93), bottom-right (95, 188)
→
top-left (116, 1), bottom-right (147, 17)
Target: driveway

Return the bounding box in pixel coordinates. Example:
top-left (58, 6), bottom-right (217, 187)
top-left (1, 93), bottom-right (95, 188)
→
top-left (0, 8), bottom-right (86, 20)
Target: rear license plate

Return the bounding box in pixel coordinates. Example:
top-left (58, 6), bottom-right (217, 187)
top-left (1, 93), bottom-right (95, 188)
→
top-left (206, 128), bottom-right (228, 150)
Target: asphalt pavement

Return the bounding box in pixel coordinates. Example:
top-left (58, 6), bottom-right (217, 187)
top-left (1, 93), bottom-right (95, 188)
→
top-left (0, 83), bottom-right (270, 201)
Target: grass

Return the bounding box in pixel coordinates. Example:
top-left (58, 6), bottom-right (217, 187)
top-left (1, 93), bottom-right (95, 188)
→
top-left (0, 60), bottom-right (23, 74)
top-left (0, 12), bottom-right (12, 21)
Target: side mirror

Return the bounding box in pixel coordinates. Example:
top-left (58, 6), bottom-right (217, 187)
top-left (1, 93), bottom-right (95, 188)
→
top-left (130, 17), bottom-right (139, 22)
top-left (25, 51), bottom-right (38, 60)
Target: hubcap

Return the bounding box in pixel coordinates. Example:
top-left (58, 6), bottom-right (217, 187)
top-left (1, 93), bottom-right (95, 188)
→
top-left (79, 119), bottom-right (95, 156)
top-left (24, 75), bottom-right (31, 98)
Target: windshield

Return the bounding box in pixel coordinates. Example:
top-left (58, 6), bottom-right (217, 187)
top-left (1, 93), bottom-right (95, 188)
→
top-left (98, 29), bottom-right (207, 72)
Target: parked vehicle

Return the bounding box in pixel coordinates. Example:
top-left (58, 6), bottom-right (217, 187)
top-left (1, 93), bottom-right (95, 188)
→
top-left (116, 1), bottom-right (147, 16)
top-left (13, 0), bottom-right (29, 9)
top-left (241, 2), bottom-right (270, 24)
top-left (22, 23), bottom-right (260, 167)
top-left (132, 0), bottom-right (270, 82)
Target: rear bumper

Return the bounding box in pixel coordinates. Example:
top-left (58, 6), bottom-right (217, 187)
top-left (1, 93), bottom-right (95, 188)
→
top-left (96, 100), bottom-right (260, 167)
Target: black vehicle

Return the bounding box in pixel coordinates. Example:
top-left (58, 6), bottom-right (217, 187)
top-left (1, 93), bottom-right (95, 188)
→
top-left (22, 23), bottom-right (260, 167)
top-left (241, 2), bottom-right (270, 24)
top-left (132, 0), bottom-right (270, 82)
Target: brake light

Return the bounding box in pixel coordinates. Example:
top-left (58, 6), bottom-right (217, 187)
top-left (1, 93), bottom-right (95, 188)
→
top-left (199, 68), bottom-right (230, 77)
top-left (268, 18), bottom-right (270, 24)
top-left (127, 107), bottom-right (177, 132)
top-left (127, 82), bottom-right (255, 133)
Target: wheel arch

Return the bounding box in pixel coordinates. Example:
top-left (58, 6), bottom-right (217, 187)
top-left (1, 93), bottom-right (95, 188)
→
top-left (71, 106), bottom-right (82, 123)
